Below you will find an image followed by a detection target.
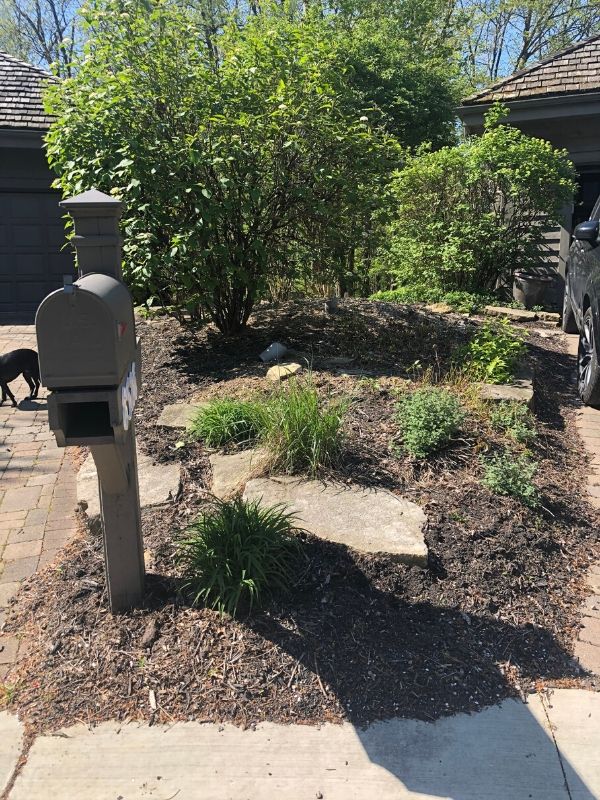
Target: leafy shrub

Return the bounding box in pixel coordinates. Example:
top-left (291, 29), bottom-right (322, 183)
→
top-left (372, 104), bottom-right (576, 294)
top-left (481, 450), bottom-right (540, 507)
top-left (189, 399), bottom-right (265, 447)
top-left (370, 286), bottom-right (496, 313)
top-left (177, 498), bottom-right (301, 616)
top-left (463, 319), bottom-right (526, 384)
top-left (488, 401), bottom-right (536, 444)
top-left (262, 380), bottom-right (347, 476)
top-left (45, 2), bottom-right (396, 333)
top-left (396, 388), bottom-right (464, 458)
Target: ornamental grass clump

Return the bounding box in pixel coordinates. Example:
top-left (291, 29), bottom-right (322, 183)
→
top-left (262, 379), bottom-right (347, 477)
top-left (188, 398), bottom-right (265, 447)
top-left (176, 498), bottom-right (301, 617)
top-left (396, 387), bottom-right (464, 458)
top-left (488, 400), bottom-right (537, 444)
top-left (481, 450), bottom-right (540, 507)
top-left (463, 319), bottom-right (526, 384)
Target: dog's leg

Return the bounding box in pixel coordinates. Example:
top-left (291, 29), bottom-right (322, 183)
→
top-left (1, 382), bottom-right (16, 407)
top-left (24, 373), bottom-right (38, 399)
top-left (23, 373), bottom-right (36, 398)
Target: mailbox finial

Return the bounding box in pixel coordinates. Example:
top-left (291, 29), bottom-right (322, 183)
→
top-left (59, 187), bottom-right (124, 280)
top-left (60, 188), bottom-right (122, 211)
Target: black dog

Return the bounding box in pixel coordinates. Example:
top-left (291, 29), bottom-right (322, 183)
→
top-left (0, 349), bottom-right (40, 407)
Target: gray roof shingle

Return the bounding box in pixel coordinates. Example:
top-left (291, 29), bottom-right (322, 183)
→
top-left (0, 51), bottom-right (54, 130)
top-left (463, 35), bottom-right (600, 105)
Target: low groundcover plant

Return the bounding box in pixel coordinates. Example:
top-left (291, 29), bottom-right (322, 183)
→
top-left (488, 400), bottom-right (537, 444)
top-left (481, 449), bottom-right (540, 507)
top-left (396, 387), bottom-right (464, 458)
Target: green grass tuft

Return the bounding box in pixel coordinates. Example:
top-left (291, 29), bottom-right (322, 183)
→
top-left (176, 497), bottom-right (301, 617)
top-left (188, 398), bottom-right (265, 447)
top-left (261, 379), bottom-right (347, 477)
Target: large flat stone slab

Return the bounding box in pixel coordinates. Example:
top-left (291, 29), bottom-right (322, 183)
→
top-left (0, 711), bottom-right (23, 795)
top-left (10, 696), bottom-right (574, 799)
top-left (156, 403), bottom-right (207, 429)
top-left (77, 448), bottom-right (180, 519)
top-left (209, 448), bottom-right (269, 499)
top-left (243, 477), bottom-right (427, 565)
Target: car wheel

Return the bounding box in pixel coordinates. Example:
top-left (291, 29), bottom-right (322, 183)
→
top-left (562, 272), bottom-right (578, 333)
top-left (578, 307), bottom-right (600, 407)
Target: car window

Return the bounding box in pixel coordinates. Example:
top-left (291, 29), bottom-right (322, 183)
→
top-left (590, 194), bottom-right (600, 221)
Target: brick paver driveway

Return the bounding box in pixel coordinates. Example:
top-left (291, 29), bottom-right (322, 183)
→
top-left (0, 325), bottom-right (78, 679)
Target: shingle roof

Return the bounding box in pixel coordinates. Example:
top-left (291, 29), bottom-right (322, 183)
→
top-left (463, 35), bottom-right (600, 105)
top-left (0, 51), bottom-right (54, 130)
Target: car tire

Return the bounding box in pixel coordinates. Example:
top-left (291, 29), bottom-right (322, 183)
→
top-left (562, 273), bottom-right (578, 333)
top-left (578, 307), bottom-right (600, 407)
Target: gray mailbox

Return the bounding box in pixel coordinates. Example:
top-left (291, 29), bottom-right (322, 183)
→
top-left (35, 189), bottom-right (145, 614)
top-left (36, 273), bottom-right (139, 448)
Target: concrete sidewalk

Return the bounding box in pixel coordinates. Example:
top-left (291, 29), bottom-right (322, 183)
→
top-left (0, 689), bottom-right (598, 799)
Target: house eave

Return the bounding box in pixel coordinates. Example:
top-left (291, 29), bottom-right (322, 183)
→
top-left (0, 127), bottom-right (47, 148)
top-left (457, 91), bottom-right (600, 130)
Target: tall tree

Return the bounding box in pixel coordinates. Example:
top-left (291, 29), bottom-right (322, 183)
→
top-left (459, 0), bottom-right (600, 86)
top-left (0, 0), bottom-right (79, 75)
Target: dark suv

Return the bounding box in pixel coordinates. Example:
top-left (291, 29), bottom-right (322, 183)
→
top-left (562, 199), bottom-right (600, 407)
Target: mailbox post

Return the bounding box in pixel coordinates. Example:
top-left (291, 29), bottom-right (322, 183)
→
top-left (35, 189), bottom-right (145, 613)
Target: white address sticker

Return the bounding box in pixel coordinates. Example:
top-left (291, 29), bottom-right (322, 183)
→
top-left (121, 362), bottom-right (138, 431)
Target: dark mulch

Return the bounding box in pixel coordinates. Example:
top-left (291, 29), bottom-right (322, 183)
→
top-left (2, 301), bottom-right (599, 733)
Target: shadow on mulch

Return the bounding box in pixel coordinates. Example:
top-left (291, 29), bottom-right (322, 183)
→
top-left (2, 509), bottom-right (593, 735)
top-left (166, 301), bottom-right (474, 386)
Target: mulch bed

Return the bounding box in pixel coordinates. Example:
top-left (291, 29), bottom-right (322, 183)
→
top-left (2, 300), bottom-right (599, 733)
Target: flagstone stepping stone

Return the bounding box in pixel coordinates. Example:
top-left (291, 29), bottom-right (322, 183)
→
top-left (156, 403), bottom-right (207, 429)
top-left (266, 363), bottom-right (302, 382)
top-left (479, 366), bottom-right (534, 408)
top-left (243, 477), bottom-right (428, 565)
top-left (209, 448), bottom-right (269, 499)
top-left (77, 447), bottom-right (181, 520)
top-left (483, 305), bottom-right (537, 322)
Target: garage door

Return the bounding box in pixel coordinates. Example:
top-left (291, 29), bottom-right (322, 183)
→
top-left (0, 190), bottom-right (73, 323)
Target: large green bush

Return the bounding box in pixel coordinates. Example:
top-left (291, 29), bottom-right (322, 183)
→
top-left (373, 105), bottom-right (576, 294)
top-left (45, 0), bottom-right (396, 333)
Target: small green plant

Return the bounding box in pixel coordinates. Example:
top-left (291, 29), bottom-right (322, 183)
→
top-left (463, 319), bottom-right (526, 384)
top-left (488, 401), bottom-right (537, 444)
top-left (395, 387), bottom-right (464, 458)
top-left (176, 498), bottom-right (301, 616)
top-left (481, 450), bottom-right (540, 507)
top-left (262, 379), bottom-right (347, 476)
top-left (188, 398), bottom-right (265, 447)
top-left (0, 683), bottom-right (17, 706)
